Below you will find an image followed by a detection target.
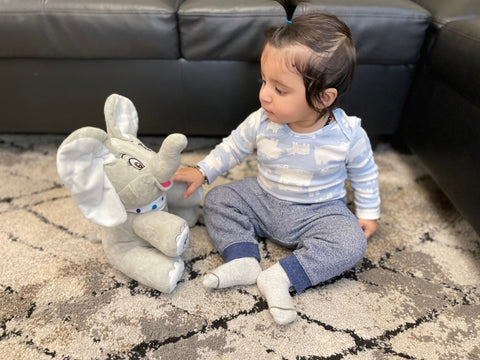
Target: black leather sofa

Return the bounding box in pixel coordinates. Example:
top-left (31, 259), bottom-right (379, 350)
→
top-left (1, 0), bottom-right (430, 142)
top-left (401, 0), bottom-right (480, 235)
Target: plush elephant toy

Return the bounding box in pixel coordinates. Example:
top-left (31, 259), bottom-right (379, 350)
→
top-left (57, 94), bottom-right (202, 293)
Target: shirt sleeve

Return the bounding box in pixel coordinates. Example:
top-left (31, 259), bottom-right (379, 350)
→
top-left (197, 110), bottom-right (261, 184)
top-left (346, 126), bottom-right (381, 220)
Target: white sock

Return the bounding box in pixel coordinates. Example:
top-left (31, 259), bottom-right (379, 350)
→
top-left (257, 262), bottom-right (297, 325)
top-left (203, 257), bottom-right (261, 289)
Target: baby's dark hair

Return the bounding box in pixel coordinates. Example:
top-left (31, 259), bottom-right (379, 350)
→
top-left (265, 0), bottom-right (356, 115)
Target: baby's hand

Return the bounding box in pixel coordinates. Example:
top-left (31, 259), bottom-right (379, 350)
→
top-left (172, 167), bottom-right (205, 198)
top-left (358, 218), bottom-right (378, 239)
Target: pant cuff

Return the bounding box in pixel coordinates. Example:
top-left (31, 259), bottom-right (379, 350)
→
top-left (222, 242), bottom-right (261, 263)
top-left (280, 255), bottom-right (311, 293)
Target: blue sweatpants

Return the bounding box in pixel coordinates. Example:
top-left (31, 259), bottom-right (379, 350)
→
top-left (203, 177), bottom-right (367, 293)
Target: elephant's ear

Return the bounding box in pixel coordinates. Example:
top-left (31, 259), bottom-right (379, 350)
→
top-left (56, 128), bottom-right (127, 227)
top-left (104, 94), bottom-right (139, 139)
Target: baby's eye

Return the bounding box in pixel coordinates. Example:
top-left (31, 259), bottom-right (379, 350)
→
top-left (128, 158), bottom-right (145, 170)
top-left (275, 87), bottom-right (286, 95)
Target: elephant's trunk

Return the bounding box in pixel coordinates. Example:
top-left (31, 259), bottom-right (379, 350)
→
top-left (151, 133), bottom-right (187, 183)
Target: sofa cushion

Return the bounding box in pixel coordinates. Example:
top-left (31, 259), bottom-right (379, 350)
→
top-left (410, 0), bottom-right (480, 28)
top-left (0, 0), bottom-right (179, 59)
top-left (429, 17), bottom-right (480, 107)
top-left (178, 0), bottom-right (430, 64)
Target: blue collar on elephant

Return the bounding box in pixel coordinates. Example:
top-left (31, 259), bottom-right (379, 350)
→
top-left (126, 194), bottom-right (167, 214)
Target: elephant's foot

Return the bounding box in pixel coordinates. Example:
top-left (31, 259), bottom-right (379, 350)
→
top-left (103, 234), bottom-right (185, 293)
top-left (175, 223), bottom-right (189, 255)
top-left (168, 258), bottom-right (185, 293)
top-left (133, 211), bottom-right (189, 257)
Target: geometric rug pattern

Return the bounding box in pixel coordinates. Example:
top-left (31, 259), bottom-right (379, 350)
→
top-left (1, 135), bottom-right (479, 359)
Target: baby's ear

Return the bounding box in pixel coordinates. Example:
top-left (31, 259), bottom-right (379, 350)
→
top-left (320, 88), bottom-right (338, 108)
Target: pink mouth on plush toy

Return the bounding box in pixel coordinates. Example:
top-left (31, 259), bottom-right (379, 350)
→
top-left (160, 181), bottom-right (172, 188)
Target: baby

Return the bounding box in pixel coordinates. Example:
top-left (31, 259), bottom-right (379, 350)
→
top-left (174, 0), bottom-right (380, 325)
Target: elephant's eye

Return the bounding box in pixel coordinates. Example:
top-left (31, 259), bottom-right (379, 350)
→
top-left (128, 158), bottom-right (145, 170)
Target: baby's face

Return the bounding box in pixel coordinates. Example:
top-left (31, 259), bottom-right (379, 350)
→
top-left (259, 43), bottom-right (321, 133)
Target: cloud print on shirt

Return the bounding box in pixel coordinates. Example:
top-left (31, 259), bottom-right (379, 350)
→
top-left (258, 138), bottom-right (283, 160)
top-left (314, 142), bottom-right (349, 166)
top-left (287, 142), bottom-right (310, 156)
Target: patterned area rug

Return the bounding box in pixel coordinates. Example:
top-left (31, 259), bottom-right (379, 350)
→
top-left (1, 134), bottom-right (480, 360)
